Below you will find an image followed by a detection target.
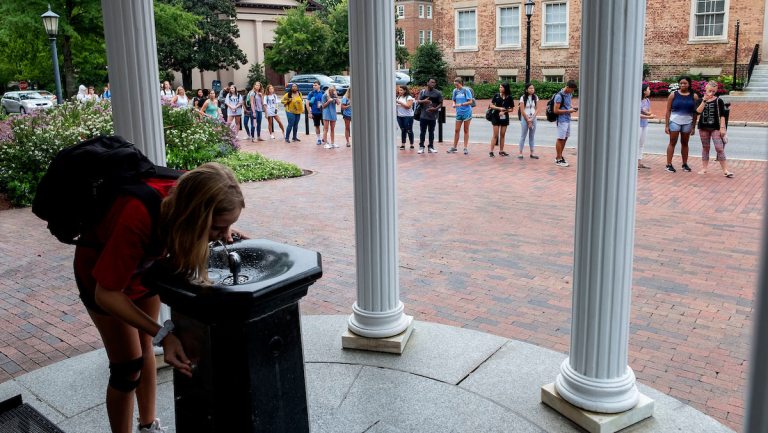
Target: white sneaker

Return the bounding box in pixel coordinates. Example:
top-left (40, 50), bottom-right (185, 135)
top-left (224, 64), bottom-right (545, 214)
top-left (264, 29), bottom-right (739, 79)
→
top-left (331, 143), bottom-right (339, 148)
top-left (417, 147), bottom-right (425, 154)
top-left (323, 143), bottom-right (333, 149)
top-left (137, 418), bottom-right (167, 433)
top-left (270, 134), bottom-right (275, 139)
top-left (428, 147), bottom-right (438, 153)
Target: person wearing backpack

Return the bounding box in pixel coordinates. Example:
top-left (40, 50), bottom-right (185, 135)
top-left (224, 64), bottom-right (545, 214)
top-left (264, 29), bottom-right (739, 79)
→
top-left (695, 80), bottom-right (733, 178)
top-left (70, 161), bottom-right (247, 433)
top-left (552, 80), bottom-right (578, 167)
top-left (306, 80), bottom-right (326, 146)
top-left (447, 77), bottom-right (475, 155)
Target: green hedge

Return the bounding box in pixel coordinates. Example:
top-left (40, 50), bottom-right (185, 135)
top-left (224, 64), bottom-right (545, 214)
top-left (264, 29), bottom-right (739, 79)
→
top-left (442, 80), bottom-right (578, 100)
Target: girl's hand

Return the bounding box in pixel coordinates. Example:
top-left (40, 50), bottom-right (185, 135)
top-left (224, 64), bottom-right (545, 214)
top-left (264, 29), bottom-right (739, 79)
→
top-left (163, 333), bottom-right (193, 378)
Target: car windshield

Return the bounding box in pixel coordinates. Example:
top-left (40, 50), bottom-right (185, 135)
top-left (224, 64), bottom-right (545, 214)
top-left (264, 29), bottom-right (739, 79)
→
top-left (19, 92), bottom-right (44, 100)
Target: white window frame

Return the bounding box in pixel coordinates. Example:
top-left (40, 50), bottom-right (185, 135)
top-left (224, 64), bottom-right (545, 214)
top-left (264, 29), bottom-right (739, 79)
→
top-left (419, 4), bottom-right (425, 18)
top-left (427, 4), bottom-right (432, 18)
top-left (688, 0), bottom-right (729, 43)
top-left (455, 8), bottom-right (478, 51)
top-left (419, 30), bottom-right (425, 45)
top-left (496, 5), bottom-right (522, 49)
top-left (397, 5), bottom-right (405, 19)
top-left (397, 31), bottom-right (405, 47)
top-left (427, 30), bottom-right (433, 43)
top-left (541, 1), bottom-right (569, 48)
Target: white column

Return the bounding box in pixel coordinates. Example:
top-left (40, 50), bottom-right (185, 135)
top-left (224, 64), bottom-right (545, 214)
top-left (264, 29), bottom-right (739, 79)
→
top-left (554, 0), bottom-right (646, 414)
top-left (101, 0), bottom-right (166, 166)
top-left (346, 0), bottom-right (411, 339)
top-left (745, 199), bottom-right (768, 433)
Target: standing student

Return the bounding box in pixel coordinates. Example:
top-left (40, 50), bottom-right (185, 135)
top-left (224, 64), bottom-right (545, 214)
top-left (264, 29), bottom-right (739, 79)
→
top-left (160, 81), bottom-right (173, 103)
top-left (552, 80), bottom-right (578, 167)
top-left (171, 87), bottom-right (188, 108)
top-left (200, 89), bottom-right (221, 120)
top-left (396, 85), bottom-right (415, 149)
top-left (321, 85), bottom-right (340, 148)
top-left (192, 89), bottom-right (206, 111)
top-left (264, 84), bottom-right (285, 140)
top-left (73, 163), bottom-right (247, 433)
top-left (447, 77), bottom-right (474, 155)
top-left (695, 80), bottom-right (733, 178)
top-left (102, 83), bottom-right (112, 101)
top-left (243, 85), bottom-right (254, 140)
top-left (218, 82), bottom-right (234, 123)
top-left (638, 83), bottom-right (654, 169)
top-left (281, 83), bottom-right (304, 143)
top-left (250, 82), bottom-right (265, 142)
top-left (225, 85), bottom-right (243, 138)
top-left (518, 83), bottom-right (539, 159)
top-left (664, 76), bottom-right (698, 173)
top-left (306, 81), bottom-right (325, 145)
top-left (341, 88), bottom-right (352, 147)
top-left (416, 78), bottom-right (443, 154)
top-left (488, 83), bottom-right (514, 158)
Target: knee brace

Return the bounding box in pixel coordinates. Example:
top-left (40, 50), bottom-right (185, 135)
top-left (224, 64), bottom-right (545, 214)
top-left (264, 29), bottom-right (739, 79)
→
top-left (108, 357), bottom-right (144, 392)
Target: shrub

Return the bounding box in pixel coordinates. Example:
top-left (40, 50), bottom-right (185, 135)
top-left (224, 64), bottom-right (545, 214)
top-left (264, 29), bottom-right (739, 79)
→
top-left (410, 43), bottom-right (449, 88)
top-left (246, 63), bottom-right (268, 89)
top-left (215, 151), bottom-right (302, 182)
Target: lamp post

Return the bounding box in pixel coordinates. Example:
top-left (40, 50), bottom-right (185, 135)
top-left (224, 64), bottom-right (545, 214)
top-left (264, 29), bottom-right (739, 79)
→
top-left (525, 0), bottom-right (535, 84)
top-left (41, 5), bottom-right (63, 104)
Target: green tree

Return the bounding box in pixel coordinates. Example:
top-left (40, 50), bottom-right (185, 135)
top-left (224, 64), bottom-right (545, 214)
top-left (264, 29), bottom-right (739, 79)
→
top-left (410, 42), bottom-right (448, 88)
top-left (323, 0), bottom-right (349, 74)
top-left (246, 62), bottom-right (267, 89)
top-left (265, 4), bottom-right (331, 74)
top-left (154, 0), bottom-right (201, 86)
top-left (395, 27), bottom-right (409, 67)
top-left (157, 0), bottom-right (247, 90)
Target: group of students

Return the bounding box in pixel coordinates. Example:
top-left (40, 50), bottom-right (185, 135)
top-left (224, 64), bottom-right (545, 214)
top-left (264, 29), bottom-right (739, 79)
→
top-left (76, 83), bottom-right (111, 103)
top-left (281, 81), bottom-right (352, 148)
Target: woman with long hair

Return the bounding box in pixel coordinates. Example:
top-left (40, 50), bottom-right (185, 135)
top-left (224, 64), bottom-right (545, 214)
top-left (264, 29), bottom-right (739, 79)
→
top-left (447, 77), bottom-right (474, 155)
top-left (396, 85), bottom-right (415, 149)
top-left (340, 88), bottom-right (352, 147)
top-left (225, 85), bottom-right (244, 139)
top-left (638, 83), bottom-right (655, 169)
top-left (160, 81), bottom-right (173, 103)
top-left (322, 85), bottom-right (340, 148)
top-left (250, 82), bottom-right (265, 142)
top-left (264, 84), bottom-right (285, 140)
top-left (664, 76), bottom-right (699, 172)
top-left (281, 83), bottom-right (304, 143)
top-left (192, 89), bottom-right (206, 111)
top-left (200, 90), bottom-right (221, 120)
top-left (488, 82), bottom-right (513, 158)
top-left (518, 83), bottom-right (539, 159)
top-left (73, 162), bottom-right (246, 433)
top-left (171, 86), bottom-right (188, 108)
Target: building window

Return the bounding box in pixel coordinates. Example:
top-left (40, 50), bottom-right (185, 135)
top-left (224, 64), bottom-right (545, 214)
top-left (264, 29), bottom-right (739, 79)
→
top-left (427, 30), bottom-right (432, 43)
top-left (397, 32), bottom-right (405, 47)
top-left (691, 0), bottom-right (727, 39)
top-left (397, 5), bottom-right (405, 19)
top-left (419, 4), bottom-right (424, 18)
top-left (543, 2), bottom-right (568, 46)
top-left (498, 6), bottom-right (521, 48)
top-left (427, 5), bottom-right (432, 18)
top-left (544, 75), bottom-right (564, 83)
top-left (456, 9), bottom-right (477, 49)
top-left (499, 75), bottom-right (517, 83)
top-left (419, 30), bottom-right (425, 45)
top-left (460, 75), bottom-right (475, 84)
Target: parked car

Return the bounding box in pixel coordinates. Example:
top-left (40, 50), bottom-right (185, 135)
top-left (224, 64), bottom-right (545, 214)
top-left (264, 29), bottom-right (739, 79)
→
top-left (330, 75), bottom-right (350, 87)
top-left (1, 91), bottom-right (54, 115)
top-left (35, 90), bottom-right (58, 104)
top-left (395, 71), bottom-right (411, 86)
top-left (287, 74), bottom-right (348, 96)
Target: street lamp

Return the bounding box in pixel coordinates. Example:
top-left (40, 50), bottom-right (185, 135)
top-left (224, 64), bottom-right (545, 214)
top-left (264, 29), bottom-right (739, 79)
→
top-left (524, 0), bottom-right (535, 84)
top-left (41, 5), bottom-right (63, 104)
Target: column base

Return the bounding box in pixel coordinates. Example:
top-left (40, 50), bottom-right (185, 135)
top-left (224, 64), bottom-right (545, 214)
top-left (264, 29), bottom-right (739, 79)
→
top-left (556, 359), bottom-right (639, 413)
top-left (342, 316), bottom-right (414, 354)
top-left (541, 383), bottom-right (654, 433)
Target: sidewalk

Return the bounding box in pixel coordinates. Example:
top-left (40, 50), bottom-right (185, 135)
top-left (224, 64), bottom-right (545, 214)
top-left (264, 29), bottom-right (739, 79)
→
top-left (445, 97), bottom-right (768, 125)
top-left (0, 316), bottom-right (734, 433)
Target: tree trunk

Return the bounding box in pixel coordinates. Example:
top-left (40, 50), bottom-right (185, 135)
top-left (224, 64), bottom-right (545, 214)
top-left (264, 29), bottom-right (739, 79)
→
top-left (61, 34), bottom-right (76, 99)
top-left (182, 68), bottom-right (193, 92)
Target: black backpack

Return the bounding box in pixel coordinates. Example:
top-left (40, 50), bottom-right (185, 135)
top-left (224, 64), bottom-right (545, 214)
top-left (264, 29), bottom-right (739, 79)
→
top-left (545, 91), bottom-right (563, 122)
top-left (32, 135), bottom-right (182, 245)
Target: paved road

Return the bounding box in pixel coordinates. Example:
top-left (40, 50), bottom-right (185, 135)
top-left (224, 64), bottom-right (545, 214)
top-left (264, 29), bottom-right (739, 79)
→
top-left (263, 112), bottom-right (768, 161)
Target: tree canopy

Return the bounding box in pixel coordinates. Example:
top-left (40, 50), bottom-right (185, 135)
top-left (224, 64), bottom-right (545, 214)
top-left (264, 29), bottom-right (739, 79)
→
top-left (265, 4), bottom-right (332, 75)
top-left (410, 43), bottom-right (448, 88)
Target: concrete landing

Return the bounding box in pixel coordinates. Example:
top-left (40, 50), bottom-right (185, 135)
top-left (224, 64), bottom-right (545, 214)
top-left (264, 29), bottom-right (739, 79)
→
top-left (0, 315), bottom-right (734, 433)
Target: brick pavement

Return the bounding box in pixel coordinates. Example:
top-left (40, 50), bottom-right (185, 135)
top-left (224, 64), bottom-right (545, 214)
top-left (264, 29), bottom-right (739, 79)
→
top-left (447, 97), bottom-right (768, 124)
top-left (0, 136), bottom-right (764, 432)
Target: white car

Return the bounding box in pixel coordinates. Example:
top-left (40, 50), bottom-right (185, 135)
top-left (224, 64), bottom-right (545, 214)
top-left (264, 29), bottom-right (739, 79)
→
top-left (1, 91), bottom-right (55, 115)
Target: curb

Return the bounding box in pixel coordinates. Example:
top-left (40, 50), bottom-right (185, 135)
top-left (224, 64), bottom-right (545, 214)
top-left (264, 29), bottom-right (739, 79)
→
top-left (445, 113), bottom-right (768, 127)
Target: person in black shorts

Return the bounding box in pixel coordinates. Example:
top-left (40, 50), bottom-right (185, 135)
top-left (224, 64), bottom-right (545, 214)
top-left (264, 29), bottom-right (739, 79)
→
top-left (488, 82), bottom-right (514, 157)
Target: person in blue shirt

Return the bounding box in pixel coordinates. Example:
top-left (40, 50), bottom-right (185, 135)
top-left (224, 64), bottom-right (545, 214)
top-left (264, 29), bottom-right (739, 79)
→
top-left (321, 86), bottom-right (340, 148)
top-left (341, 89), bottom-right (352, 147)
top-left (102, 83), bottom-right (111, 101)
top-left (447, 77), bottom-right (475, 155)
top-left (553, 80), bottom-right (578, 167)
top-left (306, 81), bottom-right (325, 145)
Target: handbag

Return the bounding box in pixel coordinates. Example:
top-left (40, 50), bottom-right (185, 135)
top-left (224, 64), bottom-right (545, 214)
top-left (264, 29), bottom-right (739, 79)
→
top-left (485, 107), bottom-right (494, 121)
top-left (413, 90), bottom-right (424, 121)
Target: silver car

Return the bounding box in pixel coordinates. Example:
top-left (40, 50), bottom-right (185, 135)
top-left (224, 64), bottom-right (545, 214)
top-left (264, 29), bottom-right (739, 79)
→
top-left (1, 91), bottom-right (55, 115)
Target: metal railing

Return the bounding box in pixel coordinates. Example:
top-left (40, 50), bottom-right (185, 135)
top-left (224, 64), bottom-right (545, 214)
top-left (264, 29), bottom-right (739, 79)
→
top-left (746, 44), bottom-right (760, 88)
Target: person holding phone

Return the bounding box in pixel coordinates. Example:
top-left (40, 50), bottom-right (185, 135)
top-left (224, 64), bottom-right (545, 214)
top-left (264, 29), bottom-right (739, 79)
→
top-left (322, 85), bottom-right (340, 148)
top-left (553, 80), bottom-right (578, 167)
top-left (695, 80), bottom-right (733, 177)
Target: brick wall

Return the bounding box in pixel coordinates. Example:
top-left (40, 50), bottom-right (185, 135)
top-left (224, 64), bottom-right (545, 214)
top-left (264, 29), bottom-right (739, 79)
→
top-left (434, 0), bottom-right (765, 83)
top-left (396, 0), bottom-right (435, 65)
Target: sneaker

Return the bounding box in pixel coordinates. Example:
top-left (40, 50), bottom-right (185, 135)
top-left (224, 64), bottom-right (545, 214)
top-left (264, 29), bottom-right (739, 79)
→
top-left (489, 152), bottom-right (495, 158)
top-left (665, 164), bottom-right (676, 173)
top-left (418, 147), bottom-right (425, 154)
top-left (285, 139), bottom-right (291, 143)
top-left (323, 143), bottom-right (333, 149)
top-left (316, 139), bottom-right (322, 145)
top-left (399, 145), bottom-right (406, 150)
top-left (270, 134), bottom-right (275, 139)
top-left (137, 418), bottom-right (167, 433)
top-left (517, 154), bottom-right (524, 159)
top-left (499, 151), bottom-right (509, 157)
top-left (463, 148), bottom-right (468, 155)
top-left (292, 138), bottom-right (300, 142)
top-left (681, 163), bottom-right (692, 172)
top-left (332, 143), bottom-right (339, 148)
top-left (556, 158), bottom-right (570, 167)
top-left (346, 142), bottom-right (351, 147)
top-left (410, 145), bottom-right (415, 149)
top-left (530, 154), bottom-right (539, 159)
top-left (446, 147), bottom-right (458, 154)
top-left (428, 147), bottom-right (438, 153)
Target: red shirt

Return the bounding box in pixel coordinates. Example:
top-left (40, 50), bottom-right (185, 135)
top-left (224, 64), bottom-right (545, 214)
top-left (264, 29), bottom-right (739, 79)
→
top-left (74, 178), bottom-right (176, 302)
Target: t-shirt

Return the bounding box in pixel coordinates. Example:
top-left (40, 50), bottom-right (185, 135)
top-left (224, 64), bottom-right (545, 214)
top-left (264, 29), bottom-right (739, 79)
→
top-left (492, 93), bottom-right (514, 120)
top-left (73, 178), bottom-right (177, 302)
top-left (341, 97), bottom-right (352, 118)
top-left (640, 98), bottom-right (651, 128)
top-left (307, 90), bottom-right (324, 115)
top-left (554, 91), bottom-right (572, 123)
top-left (396, 95), bottom-right (414, 117)
top-left (519, 95), bottom-right (536, 119)
top-left (697, 97), bottom-right (726, 130)
top-left (322, 93), bottom-right (338, 121)
top-left (452, 87), bottom-right (474, 117)
top-left (418, 88), bottom-right (443, 121)
top-left (265, 94), bottom-right (279, 116)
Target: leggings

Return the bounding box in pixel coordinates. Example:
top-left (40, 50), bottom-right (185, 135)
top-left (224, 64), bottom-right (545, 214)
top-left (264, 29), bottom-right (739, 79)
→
top-left (638, 125), bottom-right (647, 160)
top-left (419, 118), bottom-right (436, 147)
top-left (699, 129), bottom-right (726, 161)
top-left (397, 116), bottom-right (414, 144)
top-left (519, 118), bottom-right (536, 152)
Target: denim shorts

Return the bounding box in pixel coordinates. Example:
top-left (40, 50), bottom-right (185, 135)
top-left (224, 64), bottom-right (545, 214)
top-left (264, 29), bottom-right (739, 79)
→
top-left (669, 121), bottom-right (692, 133)
top-left (456, 112), bottom-right (473, 122)
top-left (556, 121), bottom-right (571, 139)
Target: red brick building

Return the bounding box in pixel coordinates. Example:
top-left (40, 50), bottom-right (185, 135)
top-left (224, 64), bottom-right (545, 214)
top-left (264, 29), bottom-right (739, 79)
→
top-left (396, 0), bottom-right (435, 68)
top-left (433, 0), bottom-right (767, 83)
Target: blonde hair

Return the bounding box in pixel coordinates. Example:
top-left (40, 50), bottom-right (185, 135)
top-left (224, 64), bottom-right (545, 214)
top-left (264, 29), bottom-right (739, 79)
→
top-left (253, 82), bottom-right (262, 92)
top-left (706, 80), bottom-right (719, 90)
top-left (176, 86), bottom-right (185, 95)
top-left (325, 85), bottom-right (337, 98)
top-left (159, 163), bottom-right (245, 283)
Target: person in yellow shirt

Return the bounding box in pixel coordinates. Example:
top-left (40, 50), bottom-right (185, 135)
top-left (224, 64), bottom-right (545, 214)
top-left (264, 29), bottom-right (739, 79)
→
top-left (281, 83), bottom-right (305, 143)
